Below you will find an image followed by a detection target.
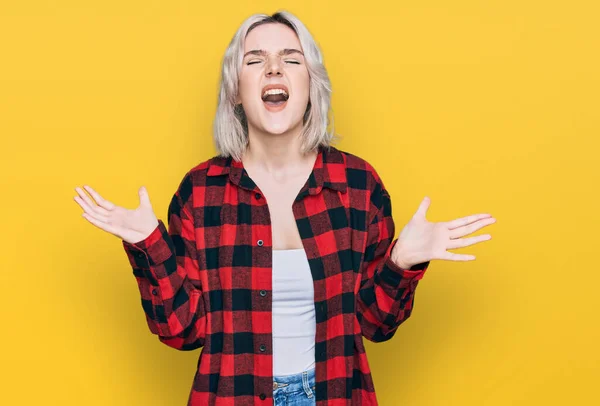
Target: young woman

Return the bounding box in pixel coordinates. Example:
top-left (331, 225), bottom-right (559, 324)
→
top-left (74, 10), bottom-right (495, 406)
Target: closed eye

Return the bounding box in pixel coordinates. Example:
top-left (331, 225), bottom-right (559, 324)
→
top-left (246, 60), bottom-right (300, 65)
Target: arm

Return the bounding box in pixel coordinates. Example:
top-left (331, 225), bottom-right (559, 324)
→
top-left (356, 178), bottom-right (430, 343)
top-left (122, 173), bottom-right (206, 351)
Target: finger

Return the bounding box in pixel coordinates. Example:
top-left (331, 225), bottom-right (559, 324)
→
top-left (447, 234), bottom-right (491, 250)
top-left (75, 187), bottom-right (111, 216)
top-left (444, 214), bottom-right (493, 230)
top-left (74, 195), bottom-right (110, 223)
top-left (82, 212), bottom-right (121, 236)
top-left (439, 251), bottom-right (476, 261)
top-left (82, 185), bottom-right (116, 211)
top-left (448, 217), bottom-right (496, 239)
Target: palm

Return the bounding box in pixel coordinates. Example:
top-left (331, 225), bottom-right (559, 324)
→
top-left (394, 196), bottom-right (496, 266)
top-left (397, 217), bottom-right (442, 261)
top-left (73, 185), bottom-right (159, 244)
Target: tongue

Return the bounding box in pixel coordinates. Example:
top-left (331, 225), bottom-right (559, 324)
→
top-left (263, 94), bottom-right (287, 103)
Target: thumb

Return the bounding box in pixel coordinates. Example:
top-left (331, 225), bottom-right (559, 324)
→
top-left (138, 186), bottom-right (152, 207)
top-left (415, 196), bottom-right (430, 218)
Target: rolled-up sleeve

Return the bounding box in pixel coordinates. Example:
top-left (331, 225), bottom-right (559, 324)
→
top-left (356, 177), bottom-right (430, 343)
top-left (122, 172), bottom-right (206, 350)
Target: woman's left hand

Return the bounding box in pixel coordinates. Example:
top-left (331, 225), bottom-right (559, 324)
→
top-left (391, 196), bottom-right (496, 269)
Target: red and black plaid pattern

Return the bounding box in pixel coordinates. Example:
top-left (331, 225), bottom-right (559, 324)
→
top-left (123, 145), bottom-right (430, 405)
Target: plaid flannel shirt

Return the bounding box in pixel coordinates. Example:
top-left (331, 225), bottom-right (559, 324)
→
top-left (122, 145), bottom-right (430, 405)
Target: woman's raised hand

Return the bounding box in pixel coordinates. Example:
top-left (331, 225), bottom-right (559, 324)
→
top-left (74, 185), bottom-right (160, 244)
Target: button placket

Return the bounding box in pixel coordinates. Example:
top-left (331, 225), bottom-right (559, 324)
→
top-left (254, 186), bottom-right (270, 393)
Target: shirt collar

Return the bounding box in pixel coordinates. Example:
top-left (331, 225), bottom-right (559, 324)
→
top-left (207, 145), bottom-right (348, 195)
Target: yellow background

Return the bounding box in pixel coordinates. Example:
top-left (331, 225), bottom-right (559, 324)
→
top-left (1, 1), bottom-right (598, 404)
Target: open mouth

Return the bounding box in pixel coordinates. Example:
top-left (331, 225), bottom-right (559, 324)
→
top-left (261, 85), bottom-right (289, 111)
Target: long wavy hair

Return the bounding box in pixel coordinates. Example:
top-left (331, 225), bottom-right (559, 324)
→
top-left (212, 10), bottom-right (338, 161)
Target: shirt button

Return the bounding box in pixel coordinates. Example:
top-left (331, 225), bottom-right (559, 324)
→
top-left (255, 193), bottom-right (262, 200)
top-left (259, 393), bottom-right (266, 400)
top-left (259, 344), bottom-right (266, 352)
top-left (260, 290), bottom-right (267, 297)
top-left (257, 239), bottom-right (264, 246)
top-left (151, 289), bottom-right (158, 296)
top-left (135, 251), bottom-right (145, 258)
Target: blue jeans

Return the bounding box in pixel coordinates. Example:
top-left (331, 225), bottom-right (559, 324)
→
top-left (273, 367), bottom-right (316, 405)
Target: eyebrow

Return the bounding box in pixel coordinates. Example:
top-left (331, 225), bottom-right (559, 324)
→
top-left (243, 48), bottom-right (304, 58)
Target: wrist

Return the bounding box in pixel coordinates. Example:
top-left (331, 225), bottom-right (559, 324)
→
top-left (390, 239), bottom-right (417, 269)
top-left (391, 251), bottom-right (413, 269)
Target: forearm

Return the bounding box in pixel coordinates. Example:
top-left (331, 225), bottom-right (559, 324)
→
top-left (124, 220), bottom-right (205, 339)
top-left (357, 239), bottom-right (429, 342)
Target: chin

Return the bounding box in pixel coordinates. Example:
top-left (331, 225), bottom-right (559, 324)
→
top-left (259, 113), bottom-right (303, 136)
top-left (262, 121), bottom-right (292, 135)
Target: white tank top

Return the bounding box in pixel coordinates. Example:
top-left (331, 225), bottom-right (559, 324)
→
top-left (271, 248), bottom-right (316, 376)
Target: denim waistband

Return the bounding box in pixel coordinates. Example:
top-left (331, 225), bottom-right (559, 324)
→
top-left (273, 367), bottom-right (315, 391)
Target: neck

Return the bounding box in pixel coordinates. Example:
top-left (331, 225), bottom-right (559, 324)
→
top-left (242, 123), bottom-right (317, 176)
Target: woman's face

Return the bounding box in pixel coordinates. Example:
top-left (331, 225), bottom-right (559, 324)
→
top-left (237, 23), bottom-right (310, 137)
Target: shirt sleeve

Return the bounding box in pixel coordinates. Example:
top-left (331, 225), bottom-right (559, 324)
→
top-left (356, 177), bottom-right (430, 343)
top-left (122, 172), bottom-right (206, 351)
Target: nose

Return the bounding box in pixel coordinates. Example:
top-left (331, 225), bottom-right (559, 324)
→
top-left (265, 55), bottom-right (283, 77)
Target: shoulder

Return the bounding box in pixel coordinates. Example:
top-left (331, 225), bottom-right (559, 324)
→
top-left (171, 154), bottom-right (228, 204)
top-left (332, 147), bottom-right (388, 194)
top-left (333, 147), bottom-right (392, 221)
top-left (180, 153), bottom-right (232, 183)
top-left (187, 154), bottom-right (223, 178)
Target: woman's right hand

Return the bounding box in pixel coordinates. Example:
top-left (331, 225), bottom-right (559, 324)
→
top-left (74, 185), bottom-right (160, 245)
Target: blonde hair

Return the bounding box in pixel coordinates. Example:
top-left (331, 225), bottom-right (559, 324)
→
top-left (213, 10), bottom-right (338, 161)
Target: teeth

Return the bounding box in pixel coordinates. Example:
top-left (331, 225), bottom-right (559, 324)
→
top-left (262, 88), bottom-right (288, 98)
